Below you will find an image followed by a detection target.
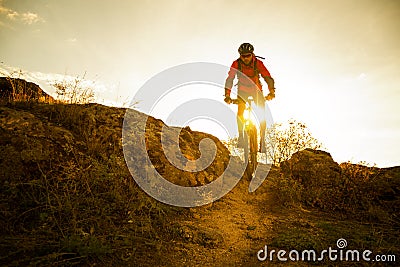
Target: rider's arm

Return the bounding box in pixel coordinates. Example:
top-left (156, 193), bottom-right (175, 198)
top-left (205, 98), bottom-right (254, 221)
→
top-left (264, 76), bottom-right (275, 92)
top-left (224, 61), bottom-right (239, 97)
top-left (257, 60), bottom-right (275, 92)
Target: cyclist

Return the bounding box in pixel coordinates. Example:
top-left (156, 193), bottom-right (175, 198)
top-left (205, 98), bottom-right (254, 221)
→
top-left (224, 42), bottom-right (275, 152)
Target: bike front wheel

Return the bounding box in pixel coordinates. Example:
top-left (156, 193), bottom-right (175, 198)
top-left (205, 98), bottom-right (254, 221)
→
top-left (245, 124), bottom-right (258, 179)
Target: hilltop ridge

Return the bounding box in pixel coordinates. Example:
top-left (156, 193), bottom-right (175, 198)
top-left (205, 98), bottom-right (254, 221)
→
top-left (0, 77), bottom-right (55, 103)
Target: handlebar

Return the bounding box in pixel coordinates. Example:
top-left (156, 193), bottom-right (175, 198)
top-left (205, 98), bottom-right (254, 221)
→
top-left (230, 99), bottom-right (241, 105)
top-left (226, 96), bottom-right (272, 105)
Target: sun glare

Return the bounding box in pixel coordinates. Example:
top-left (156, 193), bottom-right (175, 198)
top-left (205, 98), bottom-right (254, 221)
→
top-left (188, 118), bottom-right (231, 141)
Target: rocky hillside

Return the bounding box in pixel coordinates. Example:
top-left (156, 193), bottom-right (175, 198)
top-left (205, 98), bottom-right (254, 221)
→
top-left (0, 100), bottom-right (245, 265)
top-left (0, 82), bottom-right (399, 266)
top-left (0, 77), bottom-right (55, 103)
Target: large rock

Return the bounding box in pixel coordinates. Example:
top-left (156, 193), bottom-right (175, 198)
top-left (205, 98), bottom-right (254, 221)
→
top-left (281, 148), bottom-right (342, 188)
top-left (129, 113), bottom-right (235, 187)
top-left (0, 77), bottom-right (54, 102)
top-left (280, 149), bottom-right (343, 209)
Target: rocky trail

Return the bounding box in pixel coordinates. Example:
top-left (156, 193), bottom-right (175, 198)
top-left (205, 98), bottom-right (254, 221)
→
top-left (152, 163), bottom-right (347, 267)
top-left (173, 175), bottom-right (275, 266)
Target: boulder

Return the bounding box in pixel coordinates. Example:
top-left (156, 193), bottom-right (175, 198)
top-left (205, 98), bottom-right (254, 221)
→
top-left (280, 149), bottom-right (344, 209)
top-left (143, 115), bottom-right (232, 187)
top-left (281, 148), bottom-right (342, 188)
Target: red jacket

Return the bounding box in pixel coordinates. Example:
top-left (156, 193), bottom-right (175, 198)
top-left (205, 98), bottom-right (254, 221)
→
top-left (225, 57), bottom-right (272, 95)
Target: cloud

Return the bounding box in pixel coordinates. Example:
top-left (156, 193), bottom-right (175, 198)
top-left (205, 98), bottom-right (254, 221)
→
top-left (21, 12), bottom-right (43, 25)
top-left (0, 1), bottom-right (44, 25)
top-left (0, 64), bottom-right (116, 104)
top-left (6, 10), bottom-right (18, 20)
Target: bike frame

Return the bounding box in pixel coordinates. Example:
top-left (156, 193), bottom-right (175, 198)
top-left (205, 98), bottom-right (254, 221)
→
top-left (231, 96), bottom-right (259, 178)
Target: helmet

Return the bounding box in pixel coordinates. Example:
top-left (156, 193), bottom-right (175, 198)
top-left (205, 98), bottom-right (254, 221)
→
top-left (238, 43), bottom-right (254, 55)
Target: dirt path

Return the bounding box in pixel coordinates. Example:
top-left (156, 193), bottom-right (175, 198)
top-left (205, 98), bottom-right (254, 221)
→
top-left (165, 166), bottom-right (284, 267)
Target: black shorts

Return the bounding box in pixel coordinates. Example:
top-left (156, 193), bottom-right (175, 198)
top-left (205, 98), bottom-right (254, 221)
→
top-left (237, 90), bottom-right (265, 109)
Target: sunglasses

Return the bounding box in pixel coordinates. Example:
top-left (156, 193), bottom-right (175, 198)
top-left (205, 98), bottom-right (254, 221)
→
top-left (241, 53), bottom-right (252, 58)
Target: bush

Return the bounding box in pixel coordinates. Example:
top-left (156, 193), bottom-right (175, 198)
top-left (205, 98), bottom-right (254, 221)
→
top-left (265, 119), bottom-right (323, 166)
top-left (272, 152), bottom-right (399, 224)
top-left (52, 72), bottom-right (95, 104)
top-left (223, 119), bottom-right (323, 166)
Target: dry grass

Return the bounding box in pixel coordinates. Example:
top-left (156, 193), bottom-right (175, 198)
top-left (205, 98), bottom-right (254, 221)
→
top-left (51, 72), bottom-right (95, 104)
top-left (0, 99), bottom-right (187, 266)
top-left (268, 160), bottom-right (399, 222)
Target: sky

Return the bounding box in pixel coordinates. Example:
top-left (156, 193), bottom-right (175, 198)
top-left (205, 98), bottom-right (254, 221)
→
top-left (0, 0), bottom-right (399, 167)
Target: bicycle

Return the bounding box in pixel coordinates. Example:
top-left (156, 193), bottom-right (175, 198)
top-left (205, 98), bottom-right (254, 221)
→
top-left (231, 96), bottom-right (264, 179)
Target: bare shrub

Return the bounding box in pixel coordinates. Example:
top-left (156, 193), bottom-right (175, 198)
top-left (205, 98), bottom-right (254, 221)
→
top-left (265, 119), bottom-right (323, 165)
top-left (223, 119), bottom-right (323, 166)
top-left (52, 72), bottom-right (95, 104)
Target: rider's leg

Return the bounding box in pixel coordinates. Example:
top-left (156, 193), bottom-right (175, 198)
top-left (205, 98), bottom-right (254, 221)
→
top-left (254, 91), bottom-right (267, 152)
top-left (237, 90), bottom-right (250, 148)
top-left (237, 103), bottom-right (245, 147)
top-left (259, 120), bottom-right (266, 152)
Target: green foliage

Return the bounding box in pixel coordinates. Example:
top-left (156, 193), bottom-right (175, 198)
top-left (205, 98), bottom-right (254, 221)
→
top-left (61, 234), bottom-right (111, 259)
top-left (268, 173), bottom-right (303, 207)
top-left (271, 227), bottom-right (323, 251)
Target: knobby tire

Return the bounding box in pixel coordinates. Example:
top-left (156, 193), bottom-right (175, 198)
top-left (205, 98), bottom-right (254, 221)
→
top-left (245, 124), bottom-right (258, 179)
